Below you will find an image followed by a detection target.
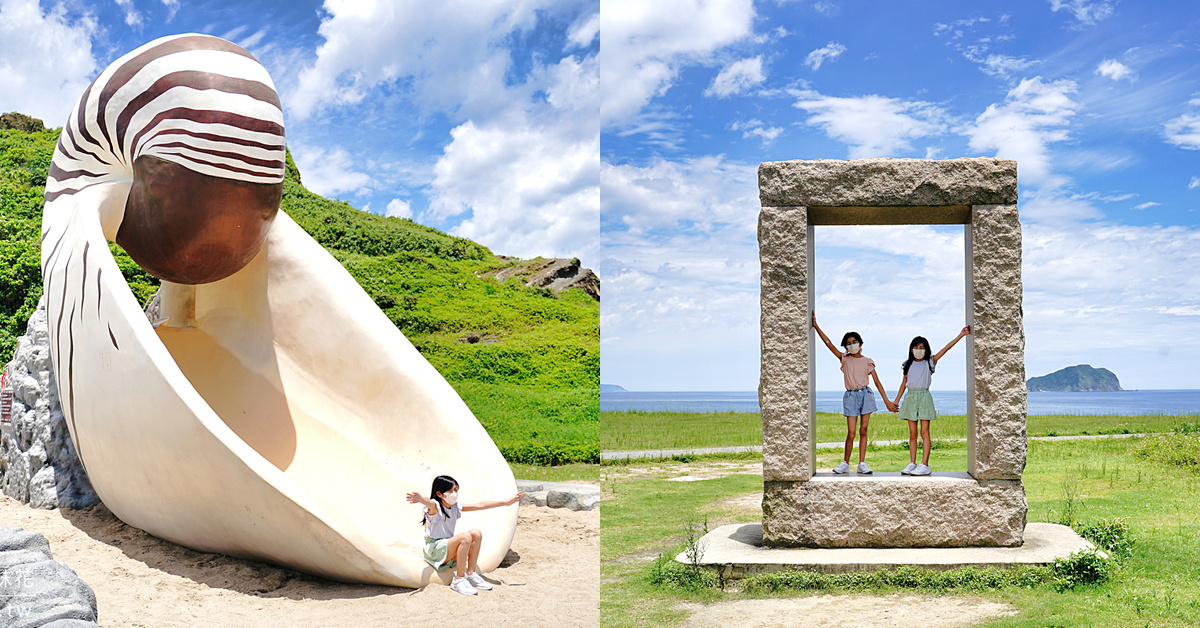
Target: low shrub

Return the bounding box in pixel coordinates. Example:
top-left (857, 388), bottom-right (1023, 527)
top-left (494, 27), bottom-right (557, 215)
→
top-left (1134, 432), bottom-right (1200, 470)
top-left (1074, 517), bottom-right (1134, 561)
top-left (647, 554), bottom-right (718, 591)
top-left (741, 565), bottom-right (1053, 594)
top-left (1051, 548), bottom-right (1111, 590)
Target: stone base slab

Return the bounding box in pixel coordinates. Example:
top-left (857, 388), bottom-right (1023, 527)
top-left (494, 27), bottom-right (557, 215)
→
top-left (763, 474), bottom-right (1026, 548)
top-left (677, 522), bottom-right (1091, 578)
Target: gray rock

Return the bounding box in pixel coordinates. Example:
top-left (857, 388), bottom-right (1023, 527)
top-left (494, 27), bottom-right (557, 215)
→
top-left (0, 527), bottom-right (99, 627)
top-left (519, 491), bottom-right (548, 507)
top-left (758, 158), bottom-right (1018, 208)
top-left (762, 477), bottom-right (1027, 548)
top-left (546, 489), bottom-right (601, 512)
top-left (1, 297), bottom-right (99, 510)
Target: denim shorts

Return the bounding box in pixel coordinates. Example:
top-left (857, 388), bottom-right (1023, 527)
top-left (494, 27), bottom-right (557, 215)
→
top-left (843, 387), bottom-right (877, 417)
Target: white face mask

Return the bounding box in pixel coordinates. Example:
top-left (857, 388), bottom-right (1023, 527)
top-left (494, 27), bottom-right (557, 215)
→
top-left (845, 342), bottom-right (861, 354)
top-left (442, 491), bottom-right (459, 505)
top-left (913, 348), bottom-right (926, 359)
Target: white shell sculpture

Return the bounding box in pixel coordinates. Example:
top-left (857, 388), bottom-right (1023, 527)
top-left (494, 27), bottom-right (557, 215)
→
top-left (40, 34), bottom-right (517, 587)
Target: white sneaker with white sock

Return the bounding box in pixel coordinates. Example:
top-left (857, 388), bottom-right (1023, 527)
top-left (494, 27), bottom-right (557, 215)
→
top-left (451, 576), bottom-right (478, 596)
top-left (856, 461), bottom-right (873, 474)
top-left (466, 571), bottom-right (492, 590)
top-left (901, 462), bottom-right (917, 475)
top-left (912, 463), bottom-right (932, 476)
top-left (832, 460), bottom-right (850, 474)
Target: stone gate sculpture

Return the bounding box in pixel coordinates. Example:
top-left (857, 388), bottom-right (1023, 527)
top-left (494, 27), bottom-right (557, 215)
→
top-left (39, 34), bottom-right (517, 586)
top-left (758, 158), bottom-right (1027, 547)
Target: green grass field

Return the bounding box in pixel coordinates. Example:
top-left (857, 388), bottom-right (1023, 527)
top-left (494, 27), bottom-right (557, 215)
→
top-left (602, 410), bottom-right (1198, 451)
top-left (600, 433), bottom-right (1200, 627)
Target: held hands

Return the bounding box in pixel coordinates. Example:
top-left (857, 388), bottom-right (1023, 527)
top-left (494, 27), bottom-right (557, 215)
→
top-left (884, 399), bottom-right (898, 413)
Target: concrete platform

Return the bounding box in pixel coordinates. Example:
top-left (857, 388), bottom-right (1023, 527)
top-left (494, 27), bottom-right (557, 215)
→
top-left (676, 522), bottom-right (1095, 578)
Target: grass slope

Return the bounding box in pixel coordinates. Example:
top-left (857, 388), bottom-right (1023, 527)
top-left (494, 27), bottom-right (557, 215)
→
top-left (0, 126), bottom-right (597, 465)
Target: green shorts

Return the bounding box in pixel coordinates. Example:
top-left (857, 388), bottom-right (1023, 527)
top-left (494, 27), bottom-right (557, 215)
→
top-left (899, 388), bottom-right (938, 421)
top-left (423, 536), bottom-right (457, 572)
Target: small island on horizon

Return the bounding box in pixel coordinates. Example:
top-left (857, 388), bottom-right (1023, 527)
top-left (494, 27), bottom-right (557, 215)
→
top-left (600, 384), bottom-right (628, 392)
top-left (1027, 364), bottom-right (1123, 392)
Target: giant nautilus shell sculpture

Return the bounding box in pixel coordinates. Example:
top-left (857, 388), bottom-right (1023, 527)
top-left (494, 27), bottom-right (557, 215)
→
top-left (40, 34), bottom-right (517, 587)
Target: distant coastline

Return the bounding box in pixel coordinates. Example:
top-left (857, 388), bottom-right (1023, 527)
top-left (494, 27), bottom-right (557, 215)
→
top-left (600, 383), bottom-right (627, 392)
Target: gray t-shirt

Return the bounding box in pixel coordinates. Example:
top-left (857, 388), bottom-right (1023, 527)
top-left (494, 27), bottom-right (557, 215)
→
top-left (906, 358), bottom-right (935, 389)
top-left (425, 502), bottom-right (461, 539)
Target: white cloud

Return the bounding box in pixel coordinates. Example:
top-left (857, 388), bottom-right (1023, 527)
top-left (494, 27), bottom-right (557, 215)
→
top-left (933, 17), bottom-right (991, 37)
top-left (567, 12), bottom-right (598, 49)
top-left (429, 55), bottom-right (598, 260)
top-left (804, 42), bottom-right (846, 70)
top-left (386, 199), bottom-right (413, 219)
top-left (1190, 177), bottom-right (1200, 190)
top-left (962, 76), bottom-right (1078, 188)
top-left (601, 156), bottom-right (758, 233)
top-left (1095, 58), bottom-right (1133, 81)
top-left (1164, 113), bottom-right (1200, 150)
top-left (792, 90), bottom-right (946, 158)
top-left (1133, 202), bottom-right (1160, 210)
top-left (114, 0), bottom-right (142, 28)
top-left (1049, 0), bottom-right (1114, 25)
top-left (290, 144), bottom-right (373, 197)
top-left (290, 0), bottom-right (581, 119)
top-left (0, 0), bottom-right (98, 126)
top-left (730, 119), bottom-right (782, 144)
top-left (705, 56), bottom-right (764, 98)
top-left (601, 0), bottom-right (755, 127)
top-left (161, 0), bottom-right (179, 21)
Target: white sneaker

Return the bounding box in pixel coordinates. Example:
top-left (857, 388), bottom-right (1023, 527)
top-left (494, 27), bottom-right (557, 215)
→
top-left (857, 462), bottom-right (873, 474)
top-left (465, 571), bottom-right (492, 591)
top-left (901, 463), bottom-right (917, 475)
top-left (832, 461), bottom-right (850, 474)
top-left (912, 464), bottom-right (932, 476)
top-left (451, 576), bottom-right (477, 596)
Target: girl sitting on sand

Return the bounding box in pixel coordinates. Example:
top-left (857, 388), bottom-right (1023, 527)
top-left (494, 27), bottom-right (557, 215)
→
top-left (892, 326), bottom-right (971, 476)
top-left (406, 475), bottom-right (522, 596)
top-left (812, 312), bottom-right (897, 474)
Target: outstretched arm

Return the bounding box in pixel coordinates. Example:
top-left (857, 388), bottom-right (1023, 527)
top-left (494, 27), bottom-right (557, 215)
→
top-left (872, 370), bottom-right (897, 412)
top-left (811, 312), bottom-right (844, 360)
top-left (933, 326), bottom-right (972, 362)
top-left (463, 493), bottom-right (524, 512)
top-left (894, 375), bottom-right (908, 408)
top-left (406, 491), bottom-right (438, 517)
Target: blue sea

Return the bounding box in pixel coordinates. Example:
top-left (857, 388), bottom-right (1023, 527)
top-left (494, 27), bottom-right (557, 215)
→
top-left (600, 390), bottom-right (1200, 416)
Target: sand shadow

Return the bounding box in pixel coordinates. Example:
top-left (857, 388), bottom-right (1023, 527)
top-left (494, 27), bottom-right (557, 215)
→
top-left (58, 503), bottom-right (417, 600)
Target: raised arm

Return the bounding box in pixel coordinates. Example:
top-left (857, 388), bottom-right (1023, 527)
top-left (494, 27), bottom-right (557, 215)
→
top-left (871, 369), bottom-right (897, 412)
top-left (933, 326), bottom-right (972, 362)
top-left (462, 492), bottom-right (523, 512)
top-left (406, 491), bottom-right (438, 517)
top-left (811, 312), bottom-right (844, 360)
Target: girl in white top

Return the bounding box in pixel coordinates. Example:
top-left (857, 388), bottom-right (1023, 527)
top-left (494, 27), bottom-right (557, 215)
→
top-left (812, 312), bottom-right (898, 474)
top-left (406, 474), bottom-right (522, 596)
top-left (892, 327), bottom-right (970, 476)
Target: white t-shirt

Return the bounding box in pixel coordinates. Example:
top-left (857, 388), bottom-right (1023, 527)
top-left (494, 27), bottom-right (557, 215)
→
top-left (424, 502), bottom-right (461, 539)
top-left (906, 358), bottom-right (935, 389)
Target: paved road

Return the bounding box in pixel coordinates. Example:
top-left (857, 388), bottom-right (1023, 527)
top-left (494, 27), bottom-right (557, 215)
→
top-left (600, 432), bottom-right (1151, 461)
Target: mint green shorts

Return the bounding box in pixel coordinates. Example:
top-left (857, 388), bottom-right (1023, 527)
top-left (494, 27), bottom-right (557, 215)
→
top-left (423, 536), bottom-right (456, 572)
top-left (899, 388), bottom-right (938, 421)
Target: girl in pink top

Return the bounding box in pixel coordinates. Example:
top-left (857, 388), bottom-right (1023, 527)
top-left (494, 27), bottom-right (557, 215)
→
top-left (812, 312), bottom-right (897, 474)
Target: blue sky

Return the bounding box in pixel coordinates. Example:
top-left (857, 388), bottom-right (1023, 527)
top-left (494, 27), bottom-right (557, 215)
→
top-left (0, 0), bottom-right (599, 260)
top-left (601, 0), bottom-right (1200, 391)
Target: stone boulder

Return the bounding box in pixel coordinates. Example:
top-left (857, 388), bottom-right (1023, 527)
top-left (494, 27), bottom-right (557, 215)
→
top-left (0, 527), bottom-right (99, 627)
top-left (1, 297), bottom-right (99, 509)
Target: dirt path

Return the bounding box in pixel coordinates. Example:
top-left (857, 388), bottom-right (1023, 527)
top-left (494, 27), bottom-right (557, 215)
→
top-left (0, 496), bottom-right (598, 627)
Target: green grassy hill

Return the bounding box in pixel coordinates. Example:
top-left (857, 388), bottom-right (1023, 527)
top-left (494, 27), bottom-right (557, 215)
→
top-left (0, 121), bottom-right (597, 465)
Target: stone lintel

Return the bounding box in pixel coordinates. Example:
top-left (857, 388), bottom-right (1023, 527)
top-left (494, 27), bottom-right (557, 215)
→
top-left (759, 158), bottom-right (1017, 208)
top-left (762, 475), bottom-right (1026, 548)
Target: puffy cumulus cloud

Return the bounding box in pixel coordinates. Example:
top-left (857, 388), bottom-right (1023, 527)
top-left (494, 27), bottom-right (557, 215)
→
top-left (429, 55), bottom-right (598, 260)
top-left (289, 143), bottom-right (374, 197)
top-left (601, 0), bottom-right (755, 127)
top-left (567, 11), bottom-right (598, 49)
top-left (730, 119), bottom-right (782, 144)
top-left (791, 90), bottom-right (946, 158)
top-left (705, 56), bottom-right (764, 98)
top-left (114, 0), bottom-right (142, 28)
top-left (804, 41), bottom-right (846, 70)
top-left (1164, 113), bottom-right (1200, 150)
top-left (1095, 58), bottom-right (1133, 81)
top-left (1049, 0), bottom-right (1114, 26)
top-left (0, 0), bottom-right (97, 125)
top-left (385, 198), bottom-right (413, 219)
top-left (962, 77), bottom-right (1078, 188)
top-left (1022, 221), bottom-right (1200, 387)
top-left (290, 0), bottom-right (582, 119)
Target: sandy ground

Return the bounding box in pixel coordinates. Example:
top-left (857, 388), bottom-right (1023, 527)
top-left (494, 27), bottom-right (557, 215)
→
top-left (0, 495), bottom-right (598, 627)
top-left (679, 594), bottom-right (1017, 627)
